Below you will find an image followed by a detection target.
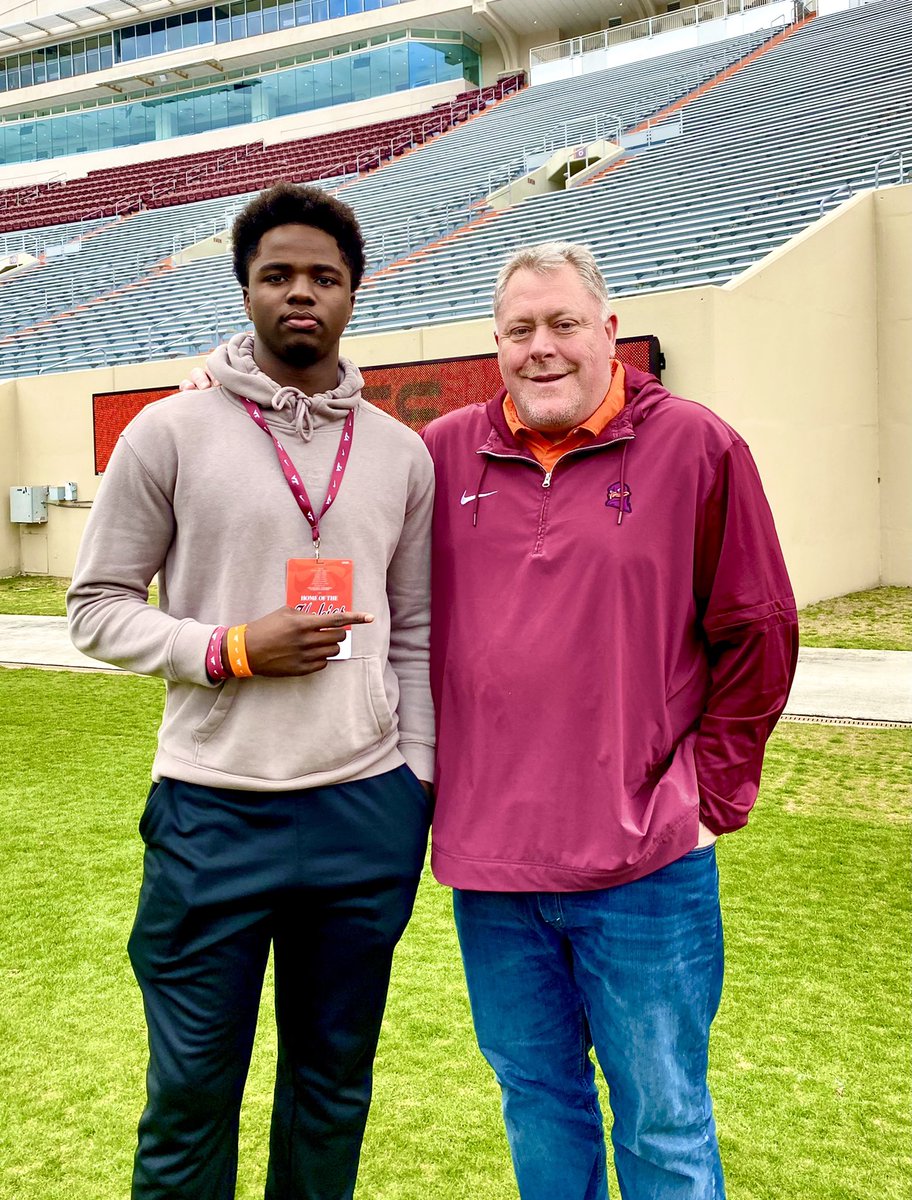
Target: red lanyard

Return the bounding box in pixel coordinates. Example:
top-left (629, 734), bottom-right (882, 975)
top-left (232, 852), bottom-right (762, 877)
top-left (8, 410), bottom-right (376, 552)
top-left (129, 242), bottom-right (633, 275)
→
top-left (240, 398), bottom-right (354, 558)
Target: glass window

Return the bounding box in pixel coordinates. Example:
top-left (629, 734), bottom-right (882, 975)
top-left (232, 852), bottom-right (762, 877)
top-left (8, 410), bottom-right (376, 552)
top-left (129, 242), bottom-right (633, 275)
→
top-left (259, 71), bottom-right (278, 119)
top-left (175, 92), bottom-right (197, 135)
top-left (35, 120), bottom-right (52, 159)
top-left (86, 36), bottom-right (101, 73)
top-left (45, 45), bottom-right (59, 81)
top-left (7, 63), bottom-right (20, 90)
top-left (276, 64), bottom-right (298, 114)
top-left (136, 24), bottom-right (152, 58)
top-left (51, 115), bottom-right (69, 156)
top-left (209, 85), bottom-right (229, 128)
top-left (230, 3), bottom-right (246, 39)
top-left (351, 52), bottom-right (370, 102)
top-left (96, 105), bottom-right (114, 149)
top-left (329, 0), bottom-right (345, 18)
top-left (0, 68), bottom-right (7, 95)
top-left (363, 0), bottom-right (381, 12)
top-left (345, 0), bottom-right (364, 12)
top-left (58, 47), bottom-right (73, 80)
top-left (215, 6), bottom-right (231, 42)
top-left (279, 0), bottom-right (295, 27)
top-left (294, 0), bottom-right (311, 24)
top-left (331, 54), bottom-right (351, 103)
top-left (263, 0), bottom-right (279, 34)
top-left (20, 57), bottom-right (35, 88)
top-left (70, 43), bottom-right (86, 77)
top-left (389, 40), bottom-right (408, 91)
top-left (465, 46), bottom-right (479, 86)
top-left (246, 0), bottom-right (263, 37)
top-left (227, 80), bottom-right (253, 126)
top-left (17, 121), bottom-right (36, 161)
top-left (32, 51), bottom-right (47, 86)
top-left (312, 58), bottom-right (332, 108)
top-left (82, 110), bottom-right (99, 152)
top-left (312, 0), bottom-right (328, 21)
top-left (151, 19), bottom-right (167, 55)
top-left (195, 10), bottom-right (214, 44)
top-left (100, 38), bottom-right (114, 69)
top-left (370, 43), bottom-right (390, 94)
top-left (165, 15), bottom-right (182, 51)
top-left (408, 39), bottom-right (435, 87)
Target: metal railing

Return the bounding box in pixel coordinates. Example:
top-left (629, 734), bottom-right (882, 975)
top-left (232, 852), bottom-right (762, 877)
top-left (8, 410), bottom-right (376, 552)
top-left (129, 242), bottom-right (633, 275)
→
top-left (818, 148), bottom-right (912, 214)
top-left (530, 0), bottom-right (810, 68)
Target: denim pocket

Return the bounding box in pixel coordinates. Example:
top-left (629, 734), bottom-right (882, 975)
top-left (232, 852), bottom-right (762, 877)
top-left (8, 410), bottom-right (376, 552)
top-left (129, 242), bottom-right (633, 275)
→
top-left (683, 842), bottom-right (717, 860)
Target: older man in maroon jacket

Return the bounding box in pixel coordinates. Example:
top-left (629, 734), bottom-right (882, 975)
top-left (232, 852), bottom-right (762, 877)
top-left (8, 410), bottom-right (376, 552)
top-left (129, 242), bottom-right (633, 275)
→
top-left (421, 241), bottom-right (798, 1200)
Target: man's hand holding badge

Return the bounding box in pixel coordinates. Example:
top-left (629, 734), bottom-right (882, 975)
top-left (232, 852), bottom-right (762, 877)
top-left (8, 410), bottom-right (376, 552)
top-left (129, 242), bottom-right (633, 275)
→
top-left (240, 604), bottom-right (372, 677)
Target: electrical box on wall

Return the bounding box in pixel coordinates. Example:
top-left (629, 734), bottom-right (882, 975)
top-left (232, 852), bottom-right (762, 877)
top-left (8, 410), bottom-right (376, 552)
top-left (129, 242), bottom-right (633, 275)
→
top-left (48, 482), bottom-right (78, 502)
top-left (9, 486), bottom-right (49, 524)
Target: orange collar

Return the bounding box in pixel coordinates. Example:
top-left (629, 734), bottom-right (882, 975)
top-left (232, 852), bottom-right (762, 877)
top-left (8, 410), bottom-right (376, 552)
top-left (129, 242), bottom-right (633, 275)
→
top-left (504, 361), bottom-right (626, 472)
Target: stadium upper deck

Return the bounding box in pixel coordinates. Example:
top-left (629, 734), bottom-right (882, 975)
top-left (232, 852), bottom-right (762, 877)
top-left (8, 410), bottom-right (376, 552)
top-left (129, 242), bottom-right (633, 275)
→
top-left (0, 0), bottom-right (792, 171)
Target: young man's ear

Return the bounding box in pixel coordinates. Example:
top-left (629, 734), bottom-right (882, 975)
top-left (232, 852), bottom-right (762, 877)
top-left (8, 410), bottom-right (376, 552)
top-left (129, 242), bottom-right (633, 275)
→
top-left (242, 287), bottom-right (251, 319)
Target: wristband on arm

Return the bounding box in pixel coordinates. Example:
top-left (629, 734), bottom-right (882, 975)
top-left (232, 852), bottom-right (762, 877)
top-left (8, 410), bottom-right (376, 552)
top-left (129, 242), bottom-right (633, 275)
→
top-left (205, 626), bottom-right (230, 683)
top-left (226, 624), bottom-right (254, 678)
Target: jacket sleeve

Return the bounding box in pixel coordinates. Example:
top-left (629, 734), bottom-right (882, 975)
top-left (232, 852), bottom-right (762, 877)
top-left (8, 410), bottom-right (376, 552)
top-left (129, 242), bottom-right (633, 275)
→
top-left (385, 448), bottom-right (436, 783)
top-left (67, 434), bottom-right (215, 685)
top-left (692, 439), bottom-right (799, 834)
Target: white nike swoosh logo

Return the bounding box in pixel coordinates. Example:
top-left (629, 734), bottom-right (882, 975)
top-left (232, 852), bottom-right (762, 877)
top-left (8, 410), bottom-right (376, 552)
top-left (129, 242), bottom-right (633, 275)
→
top-left (460, 490), bottom-right (498, 505)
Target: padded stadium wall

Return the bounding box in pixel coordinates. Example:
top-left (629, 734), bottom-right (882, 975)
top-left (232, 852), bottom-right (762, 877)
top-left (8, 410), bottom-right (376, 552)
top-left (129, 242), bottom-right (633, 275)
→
top-left (2, 185), bottom-right (910, 602)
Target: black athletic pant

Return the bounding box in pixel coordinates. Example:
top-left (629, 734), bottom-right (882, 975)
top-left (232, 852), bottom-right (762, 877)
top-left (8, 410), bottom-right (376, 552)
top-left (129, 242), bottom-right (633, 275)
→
top-left (127, 766), bottom-right (431, 1200)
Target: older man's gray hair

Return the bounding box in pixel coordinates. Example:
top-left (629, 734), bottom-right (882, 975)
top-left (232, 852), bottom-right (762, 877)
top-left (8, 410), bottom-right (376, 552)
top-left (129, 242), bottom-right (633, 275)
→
top-left (492, 242), bottom-right (614, 324)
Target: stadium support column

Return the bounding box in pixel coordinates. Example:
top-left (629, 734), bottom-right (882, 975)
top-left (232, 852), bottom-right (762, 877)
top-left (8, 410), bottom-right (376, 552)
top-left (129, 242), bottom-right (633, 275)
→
top-left (472, 0), bottom-right (521, 73)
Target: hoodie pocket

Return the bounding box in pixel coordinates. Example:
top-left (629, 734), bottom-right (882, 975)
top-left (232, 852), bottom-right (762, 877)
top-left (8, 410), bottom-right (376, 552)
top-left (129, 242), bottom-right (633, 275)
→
top-left (191, 656), bottom-right (395, 782)
top-left (193, 678), bottom-right (241, 744)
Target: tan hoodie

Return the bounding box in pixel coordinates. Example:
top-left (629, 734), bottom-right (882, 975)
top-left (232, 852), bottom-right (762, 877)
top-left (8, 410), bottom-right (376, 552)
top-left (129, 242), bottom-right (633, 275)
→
top-left (68, 332), bottom-right (435, 790)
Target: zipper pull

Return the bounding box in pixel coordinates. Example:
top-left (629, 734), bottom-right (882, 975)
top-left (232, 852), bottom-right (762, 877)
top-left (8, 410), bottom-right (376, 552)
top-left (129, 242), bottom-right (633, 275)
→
top-left (542, 471), bottom-right (552, 489)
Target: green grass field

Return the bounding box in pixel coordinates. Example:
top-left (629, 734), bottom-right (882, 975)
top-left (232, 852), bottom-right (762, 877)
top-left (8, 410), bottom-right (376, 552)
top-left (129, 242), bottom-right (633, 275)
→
top-left (1, 667), bottom-right (909, 1200)
top-left (0, 575), bottom-right (158, 615)
top-left (797, 586), bottom-right (911, 651)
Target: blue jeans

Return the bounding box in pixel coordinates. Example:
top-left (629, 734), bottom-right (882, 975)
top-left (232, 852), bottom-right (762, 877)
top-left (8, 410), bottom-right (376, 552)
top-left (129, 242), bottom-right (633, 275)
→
top-left (453, 845), bottom-right (725, 1200)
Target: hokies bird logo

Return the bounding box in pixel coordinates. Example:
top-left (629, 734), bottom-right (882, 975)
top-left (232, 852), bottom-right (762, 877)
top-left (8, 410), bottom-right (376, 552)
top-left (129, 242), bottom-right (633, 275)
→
top-left (605, 481), bottom-right (632, 514)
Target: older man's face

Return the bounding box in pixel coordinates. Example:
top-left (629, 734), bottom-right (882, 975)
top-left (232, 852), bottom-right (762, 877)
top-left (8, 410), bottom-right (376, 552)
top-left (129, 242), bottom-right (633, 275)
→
top-left (495, 264), bottom-right (618, 435)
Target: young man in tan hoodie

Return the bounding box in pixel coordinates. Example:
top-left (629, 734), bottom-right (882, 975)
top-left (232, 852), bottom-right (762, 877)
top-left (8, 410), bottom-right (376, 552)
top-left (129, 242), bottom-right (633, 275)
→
top-left (68, 183), bottom-right (435, 1200)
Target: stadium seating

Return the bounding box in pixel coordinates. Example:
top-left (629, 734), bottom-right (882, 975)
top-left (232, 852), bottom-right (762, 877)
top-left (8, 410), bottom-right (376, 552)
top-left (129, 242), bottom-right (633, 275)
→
top-left (0, 0), bottom-right (909, 377)
top-left (346, 0), bottom-right (912, 332)
top-left (0, 76), bottom-right (524, 235)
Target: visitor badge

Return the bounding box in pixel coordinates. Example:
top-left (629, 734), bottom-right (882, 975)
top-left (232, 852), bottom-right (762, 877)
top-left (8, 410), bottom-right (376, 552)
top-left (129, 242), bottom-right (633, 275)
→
top-left (286, 558), bottom-right (354, 660)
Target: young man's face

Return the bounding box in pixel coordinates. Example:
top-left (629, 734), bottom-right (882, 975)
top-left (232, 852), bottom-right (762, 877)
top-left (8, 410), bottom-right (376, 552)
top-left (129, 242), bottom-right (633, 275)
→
top-left (495, 264), bottom-right (618, 434)
top-left (243, 224), bottom-right (355, 373)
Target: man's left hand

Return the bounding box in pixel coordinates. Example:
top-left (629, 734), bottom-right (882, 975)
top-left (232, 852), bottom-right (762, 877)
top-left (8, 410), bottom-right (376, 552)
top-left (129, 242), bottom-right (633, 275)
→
top-left (696, 822), bottom-right (718, 848)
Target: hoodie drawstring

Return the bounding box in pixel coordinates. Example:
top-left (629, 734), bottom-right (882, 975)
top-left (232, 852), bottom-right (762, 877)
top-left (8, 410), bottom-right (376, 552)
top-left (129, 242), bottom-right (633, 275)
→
top-left (473, 459), bottom-right (491, 528)
top-left (271, 386), bottom-right (315, 442)
top-left (616, 440), bottom-right (629, 526)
